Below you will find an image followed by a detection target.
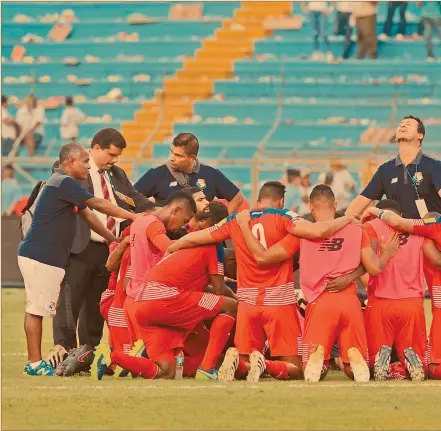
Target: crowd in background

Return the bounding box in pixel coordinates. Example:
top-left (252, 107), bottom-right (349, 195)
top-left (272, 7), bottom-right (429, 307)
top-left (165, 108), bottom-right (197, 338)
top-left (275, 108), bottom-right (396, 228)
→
top-left (304, 1), bottom-right (441, 61)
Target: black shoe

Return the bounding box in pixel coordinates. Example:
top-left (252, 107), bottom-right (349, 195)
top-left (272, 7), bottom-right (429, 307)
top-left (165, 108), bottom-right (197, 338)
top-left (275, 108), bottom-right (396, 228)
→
top-left (58, 344), bottom-right (95, 377)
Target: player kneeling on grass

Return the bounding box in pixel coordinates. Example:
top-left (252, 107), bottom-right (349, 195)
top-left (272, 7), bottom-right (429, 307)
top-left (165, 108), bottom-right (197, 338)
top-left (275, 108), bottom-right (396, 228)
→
top-left (362, 205), bottom-right (441, 380)
top-left (237, 185), bottom-right (399, 383)
top-left (92, 245), bottom-right (237, 380)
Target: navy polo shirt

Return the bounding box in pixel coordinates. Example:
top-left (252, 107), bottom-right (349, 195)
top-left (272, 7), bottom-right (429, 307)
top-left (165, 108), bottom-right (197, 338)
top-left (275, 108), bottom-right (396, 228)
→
top-left (18, 171), bottom-right (94, 268)
top-left (135, 159), bottom-right (240, 204)
top-left (361, 151), bottom-right (441, 218)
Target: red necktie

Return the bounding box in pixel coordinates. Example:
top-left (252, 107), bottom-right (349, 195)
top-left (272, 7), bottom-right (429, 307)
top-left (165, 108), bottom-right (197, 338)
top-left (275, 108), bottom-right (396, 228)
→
top-left (98, 170), bottom-right (116, 235)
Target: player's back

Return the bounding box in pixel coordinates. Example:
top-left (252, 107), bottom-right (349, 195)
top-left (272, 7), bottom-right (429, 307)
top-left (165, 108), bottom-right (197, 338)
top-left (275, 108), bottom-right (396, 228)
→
top-left (223, 208), bottom-right (300, 305)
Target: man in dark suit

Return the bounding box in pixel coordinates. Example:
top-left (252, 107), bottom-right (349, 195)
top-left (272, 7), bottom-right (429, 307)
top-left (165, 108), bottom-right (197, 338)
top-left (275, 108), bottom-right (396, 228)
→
top-left (49, 128), bottom-right (154, 375)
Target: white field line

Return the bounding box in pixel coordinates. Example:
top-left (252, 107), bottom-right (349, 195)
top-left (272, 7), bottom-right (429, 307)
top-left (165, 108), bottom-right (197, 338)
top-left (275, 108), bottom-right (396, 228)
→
top-left (3, 382), bottom-right (441, 390)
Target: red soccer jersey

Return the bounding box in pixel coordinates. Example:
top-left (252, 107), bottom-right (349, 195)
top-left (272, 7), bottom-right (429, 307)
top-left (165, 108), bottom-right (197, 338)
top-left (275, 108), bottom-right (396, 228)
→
top-left (208, 208), bottom-right (302, 306)
top-left (413, 217), bottom-right (441, 248)
top-left (142, 245), bottom-right (224, 297)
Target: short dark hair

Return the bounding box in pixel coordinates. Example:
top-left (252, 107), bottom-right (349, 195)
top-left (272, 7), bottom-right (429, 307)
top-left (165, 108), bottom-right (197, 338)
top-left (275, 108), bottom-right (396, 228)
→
top-left (258, 181), bottom-right (286, 201)
top-left (182, 187), bottom-right (202, 197)
top-left (206, 201), bottom-right (228, 225)
top-left (1, 95), bottom-right (8, 105)
top-left (310, 184), bottom-right (335, 202)
top-left (425, 212), bottom-right (441, 218)
top-left (172, 133), bottom-right (199, 157)
top-left (163, 190), bottom-right (197, 214)
top-left (3, 163), bottom-right (14, 171)
top-left (287, 169), bottom-right (301, 182)
top-left (403, 115), bottom-right (425, 143)
top-left (376, 199), bottom-right (401, 215)
top-left (91, 128), bottom-right (127, 150)
top-left (65, 96), bottom-right (74, 106)
top-left (59, 142), bottom-right (86, 163)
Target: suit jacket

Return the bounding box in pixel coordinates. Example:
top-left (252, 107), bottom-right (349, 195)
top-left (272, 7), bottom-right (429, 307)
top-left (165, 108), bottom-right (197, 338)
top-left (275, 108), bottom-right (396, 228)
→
top-left (71, 164), bottom-right (154, 254)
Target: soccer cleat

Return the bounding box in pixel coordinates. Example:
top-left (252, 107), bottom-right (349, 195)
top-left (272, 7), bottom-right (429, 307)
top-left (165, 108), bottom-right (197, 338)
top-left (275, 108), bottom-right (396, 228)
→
top-left (129, 339), bottom-right (146, 358)
top-left (91, 344), bottom-right (112, 381)
top-left (57, 344), bottom-right (95, 377)
top-left (348, 347), bottom-right (370, 383)
top-left (247, 350), bottom-right (266, 383)
top-left (195, 367), bottom-right (218, 381)
top-left (24, 360), bottom-right (54, 376)
top-left (218, 347), bottom-right (239, 383)
top-left (47, 345), bottom-right (68, 369)
top-left (374, 345), bottom-right (392, 381)
top-left (112, 365), bottom-right (126, 378)
top-left (404, 347), bottom-right (425, 382)
top-left (304, 344), bottom-right (325, 382)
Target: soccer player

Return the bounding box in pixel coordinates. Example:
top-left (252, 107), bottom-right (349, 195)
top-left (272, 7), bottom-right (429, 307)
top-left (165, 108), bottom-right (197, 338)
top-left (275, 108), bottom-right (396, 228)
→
top-left (362, 201), bottom-right (430, 381)
top-left (362, 206), bottom-right (441, 380)
top-left (94, 245), bottom-right (237, 380)
top-left (166, 181), bottom-right (359, 382)
top-left (235, 185), bottom-right (399, 383)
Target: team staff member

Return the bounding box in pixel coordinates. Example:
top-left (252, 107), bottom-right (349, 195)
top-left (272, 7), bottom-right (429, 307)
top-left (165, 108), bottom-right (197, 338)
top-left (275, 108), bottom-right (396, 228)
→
top-left (50, 128), bottom-right (155, 375)
top-left (18, 142), bottom-right (140, 376)
top-left (346, 115), bottom-right (441, 219)
top-left (135, 133), bottom-right (245, 214)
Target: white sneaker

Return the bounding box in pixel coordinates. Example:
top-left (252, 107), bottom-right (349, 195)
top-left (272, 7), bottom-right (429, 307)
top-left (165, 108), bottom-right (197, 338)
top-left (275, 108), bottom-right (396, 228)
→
top-left (218, 347), bottom-right (239, 383)
top-left (304, 344), bottom-right (324, 382)
top-left (427, 56), bottom-right (436, 63)
top-left (395, 34), bottom-right (405, 40)
top-left (311, 51), bottom-right (322, 61)
top-left (326, 51), bottom-right (334, 62)
top-left (246, 350), bottom-right (266, 383)
top-left (378, 33), bottom-right (389, 41)
top-left (348, 347), bottom-right (370, 383)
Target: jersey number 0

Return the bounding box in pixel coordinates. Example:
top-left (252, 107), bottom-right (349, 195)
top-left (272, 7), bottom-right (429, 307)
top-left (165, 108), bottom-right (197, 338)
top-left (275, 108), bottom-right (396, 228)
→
top-left (251, 223), bottom-right (268, 249)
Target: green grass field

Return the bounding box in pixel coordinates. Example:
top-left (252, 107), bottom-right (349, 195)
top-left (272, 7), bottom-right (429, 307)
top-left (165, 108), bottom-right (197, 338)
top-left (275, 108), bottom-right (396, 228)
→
top-left (2, 288), bottom-right (441, 430)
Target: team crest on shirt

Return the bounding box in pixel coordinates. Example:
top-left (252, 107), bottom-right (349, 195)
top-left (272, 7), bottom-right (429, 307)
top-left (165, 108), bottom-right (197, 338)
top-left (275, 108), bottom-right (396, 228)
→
top-left (413, 172), bottom-right (423, 186)
top-left (196, 179), bottom-right (206, 189)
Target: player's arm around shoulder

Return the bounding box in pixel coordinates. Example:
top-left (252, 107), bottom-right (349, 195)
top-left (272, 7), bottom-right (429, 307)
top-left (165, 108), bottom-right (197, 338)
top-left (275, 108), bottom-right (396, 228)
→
top-left (165, 229), bottom-right (215, 255)
top-left (360, 230), bottom-right (400, 276)
top-left (290, 215), bottom-right (357, 240)
top-left (423, 239), bottom-right (441, 270)
top-left (236, 210), bottom-right (291, 265)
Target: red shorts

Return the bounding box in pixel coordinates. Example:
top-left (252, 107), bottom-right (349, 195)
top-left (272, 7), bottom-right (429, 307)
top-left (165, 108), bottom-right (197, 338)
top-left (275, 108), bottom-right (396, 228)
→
top-left (365, 297), bottom-right (427, 368)
top-left (99, 289), bottom-right (114, 322)
top-left (125, 295), bottom-right (185, 362)
top-left (235, 302), bottom-right (302, 357)
top-left (134, 291), bottom-right (222, 330)
top-left (183, 322), bottom-right (210, 357)
top-left (303, 289), bottom-right (367, 364)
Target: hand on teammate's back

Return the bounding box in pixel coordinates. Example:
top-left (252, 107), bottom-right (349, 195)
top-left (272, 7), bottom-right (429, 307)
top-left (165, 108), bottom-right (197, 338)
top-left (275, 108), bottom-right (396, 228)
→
top-left (360, 207), bottom-right (379, 223)
top-left (326, 274), bottom-right (353, 293)
top-left (379, 232), bottom-right (400, 259)
top-left (236, 209), bottom-right (251, 227)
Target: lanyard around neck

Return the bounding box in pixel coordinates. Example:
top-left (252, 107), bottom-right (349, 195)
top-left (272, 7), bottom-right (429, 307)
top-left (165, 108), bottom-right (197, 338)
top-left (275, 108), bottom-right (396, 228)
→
top-left (403, 162), bottom-right (420, 199)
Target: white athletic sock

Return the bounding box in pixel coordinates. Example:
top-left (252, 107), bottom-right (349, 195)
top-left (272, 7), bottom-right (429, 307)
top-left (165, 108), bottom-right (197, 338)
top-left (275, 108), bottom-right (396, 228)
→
top-left (30, 360), bottom-right (42, 369)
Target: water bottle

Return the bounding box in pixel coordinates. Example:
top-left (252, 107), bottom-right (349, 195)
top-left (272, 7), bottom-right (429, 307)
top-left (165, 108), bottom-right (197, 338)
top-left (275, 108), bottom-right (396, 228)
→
top-left (174, 351), bottom-right (184, 380)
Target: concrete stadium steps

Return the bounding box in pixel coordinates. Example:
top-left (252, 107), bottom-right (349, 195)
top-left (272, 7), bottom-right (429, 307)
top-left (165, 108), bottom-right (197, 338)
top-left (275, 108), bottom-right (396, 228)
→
top-left (121, 1), bottom-right (292, 159)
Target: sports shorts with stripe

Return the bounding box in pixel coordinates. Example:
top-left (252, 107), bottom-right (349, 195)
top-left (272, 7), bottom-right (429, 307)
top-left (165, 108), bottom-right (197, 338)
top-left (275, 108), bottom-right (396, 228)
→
top-left (235, 302), bottom-right (303, 357)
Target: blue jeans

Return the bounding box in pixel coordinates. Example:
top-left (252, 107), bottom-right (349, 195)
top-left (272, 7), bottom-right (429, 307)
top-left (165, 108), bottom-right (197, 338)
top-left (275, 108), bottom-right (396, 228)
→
top-left (383, 1), bottom-right (407, 36)
top-left (310, 11), bottom-right (329, 51)
top-left (423, 17), bottom-right (441, 57)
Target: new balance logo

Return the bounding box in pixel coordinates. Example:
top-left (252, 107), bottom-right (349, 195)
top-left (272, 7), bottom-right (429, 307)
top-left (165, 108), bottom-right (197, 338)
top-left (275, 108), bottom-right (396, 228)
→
top-left (319, 238), bottom-right (344, 252)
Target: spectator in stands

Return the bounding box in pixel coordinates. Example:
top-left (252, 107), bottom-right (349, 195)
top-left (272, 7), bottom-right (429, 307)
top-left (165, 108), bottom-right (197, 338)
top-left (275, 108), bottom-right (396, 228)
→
top-left (299, 170), bottom-right (314, 215)
top-left (379, 1), bottom-right (408, 40)
top-left (60, 96), bottom-right (86, 143)
top-left (16, 95), bottom-right (46, 157)
top-left (2, 95), bottom-right (20, 156)
top-left (346, 115), bottom-right (441, 219)
top-left (353, 1), bottom-right (378, 59)
top-left (301, 2), bottom-right (334, 61)
top-left (334, 2), bottom-right (353, 59)
top-left (318, 160), bottom-right (357, 211)
top-left (418, 1), bottom-right (441, 62)
top-left (2, 164), bottom-right (22, 216)
top-left (135, 132), bottom-right (245, 214)
top-left (284, 168), bottom-right (303, 212)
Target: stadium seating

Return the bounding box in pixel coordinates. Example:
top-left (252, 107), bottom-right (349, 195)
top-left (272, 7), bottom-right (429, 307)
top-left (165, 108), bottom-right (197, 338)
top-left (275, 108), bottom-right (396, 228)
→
top-left (2, 1), bottom-right (441, 201)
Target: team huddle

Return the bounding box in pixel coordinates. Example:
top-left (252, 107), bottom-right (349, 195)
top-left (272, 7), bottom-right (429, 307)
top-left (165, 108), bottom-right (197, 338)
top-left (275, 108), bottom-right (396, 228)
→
top-left (89, 181), bottom-right (441, 383)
